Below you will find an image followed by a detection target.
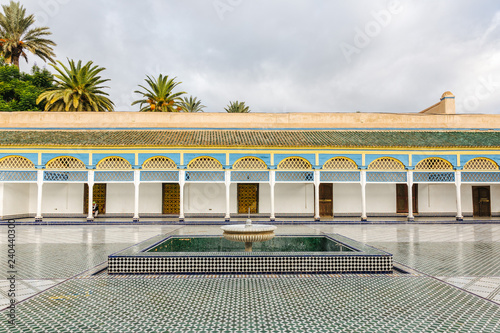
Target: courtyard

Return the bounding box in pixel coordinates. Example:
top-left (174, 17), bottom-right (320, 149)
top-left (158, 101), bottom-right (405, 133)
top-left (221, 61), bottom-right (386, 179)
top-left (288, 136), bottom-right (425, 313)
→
top-left (1, 222), bottom-right (500, 332)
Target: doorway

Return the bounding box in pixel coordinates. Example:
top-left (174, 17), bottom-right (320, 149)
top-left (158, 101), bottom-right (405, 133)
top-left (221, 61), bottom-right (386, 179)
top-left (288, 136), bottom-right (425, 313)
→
top-left (396, 184), bottom-right (418, 214)
top-left (238, 184), bottom-right (259, 214)
top-left (84, 183), bottom-right (107, 214)
top-left (319, 183), bottom-right (333, 217)
top-left (162, 183), bottom-right (180, 214)
top-left (473, 186), bottom-right (491, 217)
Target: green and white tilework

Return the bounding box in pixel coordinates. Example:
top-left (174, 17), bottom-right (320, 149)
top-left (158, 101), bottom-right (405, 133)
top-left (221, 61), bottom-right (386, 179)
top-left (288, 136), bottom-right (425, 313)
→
top-left (1, 224), bottom-right (500, 332)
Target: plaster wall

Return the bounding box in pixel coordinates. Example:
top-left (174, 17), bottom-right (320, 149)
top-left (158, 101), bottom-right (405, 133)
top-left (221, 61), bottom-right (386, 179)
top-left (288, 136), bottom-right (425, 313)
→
top-left (0, 183), bottom-right (3, 216)
top-left (106, 183), bottom-right (134, 214)
top-left (274, 184), bottom-right (314, 214)
top-left (492, 185), bottom-right (500, 213)
top-left (2, 112), bottom-right (499, 129)
top-left (139, 183), bottom-right (162, 214)
top-left (333, 184), bottom-right (361, 214)
top-left (366, 184), bottom-right (397, 213)
top-left (184, 183), bottom-right (226, 214)
top-left (418, 184), bottom-right (457, 213)
top-left (2, 183), bottom-right (31, 216)
top-left (41, 183), bottom-right (84, 214)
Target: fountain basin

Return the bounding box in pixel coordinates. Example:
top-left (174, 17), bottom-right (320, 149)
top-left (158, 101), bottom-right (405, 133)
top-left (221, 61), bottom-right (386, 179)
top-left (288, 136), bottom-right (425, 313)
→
top-left (221, 224), bottom-right (277, 246)
top-left (108, 234), bottom-right (393, 274)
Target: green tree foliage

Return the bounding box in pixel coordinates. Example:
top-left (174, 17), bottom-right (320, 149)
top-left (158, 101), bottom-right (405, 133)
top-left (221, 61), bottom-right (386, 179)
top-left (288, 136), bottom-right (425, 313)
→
top-left (225, 101), bottom-right (250, 113)
top-left (132, 74), bottom-right (186, 112)
top-left (0, 61), bottom-right (53, 111)
top-left (0, 1), bottom-right (56, 69)
top-left (36, 59), bottom-right (114, 111)
top-left (180, 96), bottom-right (205, 112)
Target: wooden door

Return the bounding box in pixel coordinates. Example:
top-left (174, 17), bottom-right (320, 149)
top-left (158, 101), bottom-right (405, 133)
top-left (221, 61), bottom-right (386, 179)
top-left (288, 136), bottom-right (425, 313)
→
top-left (473, 186), bottom-right (491, 217)
top-left (396, 184), bottom-right (418, 214)
top-left (162, 183), bottom-right (180, 214)
top-left (84, 184), bottom-right (107, 214)
top-left (238, 184), bottom-right (259, 214)
top-left (319, 183), bottom-right (333, 217)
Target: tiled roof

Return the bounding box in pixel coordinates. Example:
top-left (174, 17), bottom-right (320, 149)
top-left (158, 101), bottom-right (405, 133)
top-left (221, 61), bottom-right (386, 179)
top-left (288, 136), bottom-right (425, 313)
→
top-left (0, 130), bottom-right (499, 148)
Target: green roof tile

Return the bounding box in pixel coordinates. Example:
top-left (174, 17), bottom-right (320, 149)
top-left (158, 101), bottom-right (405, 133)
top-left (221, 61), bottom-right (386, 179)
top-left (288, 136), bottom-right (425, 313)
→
top-left (0, 130), bottom-right (499, 148)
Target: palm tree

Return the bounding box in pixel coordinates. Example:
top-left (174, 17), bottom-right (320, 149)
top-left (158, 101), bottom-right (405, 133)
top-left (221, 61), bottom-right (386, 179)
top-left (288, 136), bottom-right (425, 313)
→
top-left (0, 1), bottom-right (56, 68)
top-left (36, 59), bottom-right (114, 111)
top-left (225, 101), bottom-right (250, 113)
top-left (132, 74), bottom-right (186, 112)
top-left (180, 96), bottom-right (205, 112)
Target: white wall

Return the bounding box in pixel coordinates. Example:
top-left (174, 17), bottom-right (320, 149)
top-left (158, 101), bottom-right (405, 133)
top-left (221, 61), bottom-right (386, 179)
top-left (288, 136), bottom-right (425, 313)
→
top-left (492, 185), bottom-right (500, 214)
top-left (418, 184), bottom-right (457, 213)
top-left (41, 183), bottom-right (84, 214)
top-left (366, 184), bottom-right (396, 213)
top-left (2, 183), bottom-right (31, 216)
top-left (461, 184), bottom-right (473, 215)
top-left (274, 184), bottom-right (314, 214)
top-left (106, 183), bottom-right (134, 214)
top-left (0, 183), bottom-right (3, 216)
top-left (28, 184), bottom-right (37, 215)
top-left (333, 184), bottom-right (361, 214)
top-left (139, 183), bottom-right (162, 214)
top-left (184, 183), bottom-right (226, 214)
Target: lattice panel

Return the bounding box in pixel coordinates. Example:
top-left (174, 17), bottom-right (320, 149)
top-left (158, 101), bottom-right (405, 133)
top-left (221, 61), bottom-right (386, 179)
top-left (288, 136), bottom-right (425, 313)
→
top-left (0, 156), bottom-right (35, 169)
top-left (368, 158), bottom-right (405, 170)
top-left (96, 157), bottom-right (132, 170)
top-left (415, 158), bottom-right (453, 171)
top-left (232, 157), bottom-right (267, 170)
top-left (366, 172), bottom-right (407, 182)
top-left (322, 157), bottom-right (357, 170)
top-left (462, 172), bottom-right (500, 183)
top-left (320, 171), bottom-right (360, 182)
top-left (142, 157), bottom-right (177, 169)
top-left (141, 171), bottom-right (179, 182)
top-left (44, 171), bottom-right (88, 182)
top-left (162, 183), bottom-right (180, 214)
top-left (231, 171), bottom-right (269, 182)
top-left (46, 157), bottom-right (86, 169)
top-left (94, 171), bottom-right (134, 182)
top-left (277, 157), bottom-right (312, 170)
top-left (187, 157), bottom-right (223, 170)
top-left (275, 171), bottom-right (314, 182)
top-left (185, 171), bottom-right (225, 182)
top-left (0, 171), bottom-right (37, 181)
top-left (463, 158), bottom-right (499, 171)
top-left (413, 172), bottom-right (455, 182)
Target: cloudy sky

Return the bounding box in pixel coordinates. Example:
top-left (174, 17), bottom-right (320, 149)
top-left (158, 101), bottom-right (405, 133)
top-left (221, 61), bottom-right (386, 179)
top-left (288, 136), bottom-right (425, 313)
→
top-left (18, 0), bottom-right (500, 113)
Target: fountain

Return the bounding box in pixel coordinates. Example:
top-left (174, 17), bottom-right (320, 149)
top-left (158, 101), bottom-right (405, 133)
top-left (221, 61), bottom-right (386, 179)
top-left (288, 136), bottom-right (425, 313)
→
top-left (220, 216), bottom-right (277, 252)
top-left (108, 211), bottom-right (393, 274)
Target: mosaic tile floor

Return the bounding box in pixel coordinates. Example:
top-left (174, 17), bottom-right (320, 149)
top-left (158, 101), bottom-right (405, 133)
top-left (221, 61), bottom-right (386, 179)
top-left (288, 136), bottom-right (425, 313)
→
top-left (1, 224), bottom-right (499, 332)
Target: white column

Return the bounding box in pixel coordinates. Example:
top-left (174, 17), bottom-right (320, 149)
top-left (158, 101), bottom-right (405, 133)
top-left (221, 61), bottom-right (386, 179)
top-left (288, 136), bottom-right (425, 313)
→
top-left (360, 169), bottom-right (367, 221)
top-left (407, 170), bottom-right (414, 221)
top-left (133, 170), bottom-right (140, 222)
top-left (225, 170), bottom-right (231, 221)
top-left (455, 170), bottom-right (463, 221)
top-left (179, 170), bottom-right (185, 221)
top-left (35, 169), bottom-right (43, 221)
top-left (270, 170), bottom-right (275, 221)
top-left (87, 170), bottom-right (94, 221)
top-left (314, 170), bottom-right (320, 221)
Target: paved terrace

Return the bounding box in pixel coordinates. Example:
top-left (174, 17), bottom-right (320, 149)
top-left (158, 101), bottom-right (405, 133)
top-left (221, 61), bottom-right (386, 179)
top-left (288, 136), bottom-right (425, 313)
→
top-left (1, 223), bottom-right (500, 332)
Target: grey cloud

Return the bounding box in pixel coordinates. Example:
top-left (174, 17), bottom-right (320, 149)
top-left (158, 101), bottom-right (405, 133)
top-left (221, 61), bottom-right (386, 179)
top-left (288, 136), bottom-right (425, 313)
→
top-left (18, 0), bottom-right (500, 114)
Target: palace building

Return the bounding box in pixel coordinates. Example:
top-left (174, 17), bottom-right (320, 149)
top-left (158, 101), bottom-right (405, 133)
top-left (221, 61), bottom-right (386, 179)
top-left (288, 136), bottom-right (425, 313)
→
top-left (0, 92), bottom-right (499, 222)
